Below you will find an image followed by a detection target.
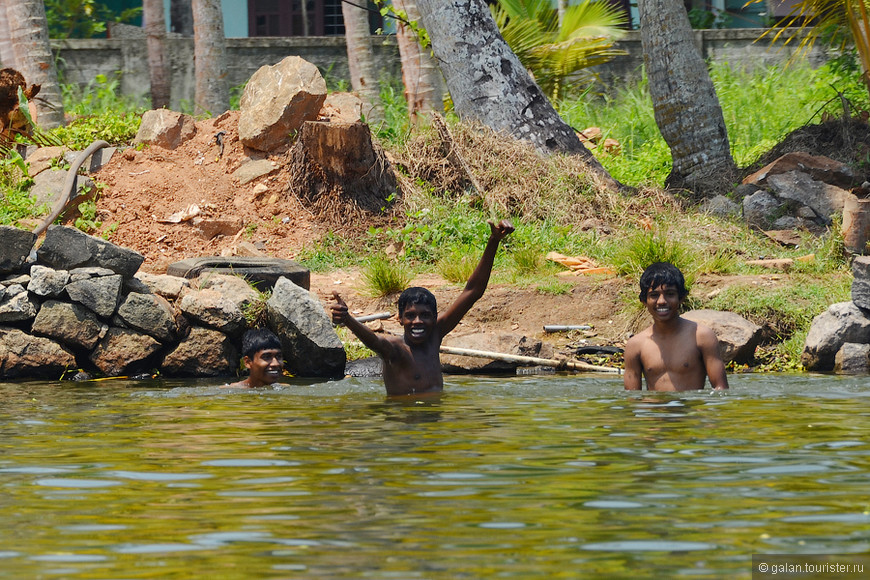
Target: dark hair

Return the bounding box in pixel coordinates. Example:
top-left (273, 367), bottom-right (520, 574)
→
top-left (397, 286), bottom-right (437, 317)
top-left (241, 328), bottom-right (281, 358)
top-left (639, 262), bottom-right (688, 302)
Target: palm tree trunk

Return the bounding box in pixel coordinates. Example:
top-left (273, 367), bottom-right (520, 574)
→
top-left (341, 0), bottom-right (384, 124)
top-left (638, 0), bottom-right (736, 194)
top-left (393, 0), bottom-right (443, 123)
top-left (144, 0), bottom-right (170, 109)
top-left (0, 0), bottom-right (17, 68)
top-left (6, 0), bottom-right (64, 129)
top-left (192, 0), bottom-right (228, 116)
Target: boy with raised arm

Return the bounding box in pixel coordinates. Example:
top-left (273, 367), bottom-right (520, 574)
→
top-left (623, 262), bottom-right (729, 392)
top-left (331, 219), bottom-right (514, 396)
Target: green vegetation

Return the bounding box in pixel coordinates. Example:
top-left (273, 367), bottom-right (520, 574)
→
top-left (361, 256), bottom-right (414, 298)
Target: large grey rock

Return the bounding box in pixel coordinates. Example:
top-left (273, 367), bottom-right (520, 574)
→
top-left (441, 332), bottom-right (554, 372)
top-left (116, 292), bottom-right (177, 343)
top-left (0, 226), bottom-right (36, 274)
top-left (27, 265), bottom-right (69, 297)
top-left (742, 190), bottom-right (781, 228)
top-left (179, 288), bottom-right (246, 335)
top-left (132, 272), bottom-right (189, 300)
top-left (29, 168), bottom-right (95, 211)
top-left (766, 171), bottom-right (855, 224)
top-left (133, 109), bottom-right (197, 150)
top-left (266, 276), bottom-right (345, 377)
top-left (238, 56), bottom-right (327, 152)
top-left (851, 256), bottom-right (870, 311)
top-left (683, 309), bottom-right (762, 364)
top-left (90, 327), bottom-right (162, 376)
top-left (160, 327), bottom-right (238, 377)
top-left (0, 284), bottom-right (38, 323)
top-left (65, 274), bottom-right (123, 318)
top-left (0, 327), bottom-right (75, 379)
top-left (743, 152), bottom-right (858, 190)
top-left (802, 302), bottom-right (870, 371)
top-left (62, 146), bottom-right (117, 172)
top-left (69, 266), bottom-right (117, 282)
top-left (834, 342), bottom-right (870, 374)
top-left (193, 273), bottom-right (260, 310)
top-left (31, 300), bottom-right (104, 350)
top-left (36, 226), bottom-right (144, 278)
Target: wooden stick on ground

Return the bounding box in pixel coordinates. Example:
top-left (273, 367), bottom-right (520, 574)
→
top-left (439, 346), bottom-right (621, 374)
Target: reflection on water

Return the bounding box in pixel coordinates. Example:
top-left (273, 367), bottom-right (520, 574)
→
top-left (0, 373), bottom-right (868, 578)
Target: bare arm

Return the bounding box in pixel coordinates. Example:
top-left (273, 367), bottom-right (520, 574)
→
top-left (331, 292), bottom-right (401, 361)
top-left (698, 326), bottom-right (729, 390)
top-left (623, 336), bottom-right (643, 390)
top-left (437, 219), bottom-right (514, 337)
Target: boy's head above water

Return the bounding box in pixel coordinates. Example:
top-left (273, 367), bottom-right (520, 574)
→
top-left (241, 327), bottom-right (282, 358)
top-left (398, 287), bottom-right (437, 318)
top-left (638, 262), bottom-right (688, 303)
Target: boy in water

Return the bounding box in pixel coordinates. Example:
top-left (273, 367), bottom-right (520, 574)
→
top-left (623, 262), bottom-right (728, 391)
top-left (331, 219), bottom-right (514, 396)
top-left (227, 328), bottom-right (285, 388)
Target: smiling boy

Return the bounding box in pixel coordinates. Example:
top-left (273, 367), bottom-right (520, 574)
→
top-left (227, 328), bottom-right (285, 388)
top-left (331, 219), bottom-right (514, 396)
top-left (623, 262), bottom-right (728, 392)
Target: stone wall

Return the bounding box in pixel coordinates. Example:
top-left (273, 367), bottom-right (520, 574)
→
top-left (49, 29), bottom-right (829, 111)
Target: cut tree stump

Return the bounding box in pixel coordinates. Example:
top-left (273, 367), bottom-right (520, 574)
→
top-left (287, 121), bottom-right (398, 223)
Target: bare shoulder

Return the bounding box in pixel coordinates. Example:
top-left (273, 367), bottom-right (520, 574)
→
top-left (693, 321), bottom-right (720, 343)
top-left (626, 326), bottom-right (652, 348)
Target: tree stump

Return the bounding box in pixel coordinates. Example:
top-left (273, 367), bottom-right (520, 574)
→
top-left (842, 196), bottom-right (870, 254)
top-left (287, 121), bottom-right (398, 225)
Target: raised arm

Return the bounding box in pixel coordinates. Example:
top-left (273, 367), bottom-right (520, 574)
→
top-left (698, 326), bottom-right (729, 390)
top-left (437, 219), bottom-right (514, 338)
top-left (331, 292), bottom-right (401, 361)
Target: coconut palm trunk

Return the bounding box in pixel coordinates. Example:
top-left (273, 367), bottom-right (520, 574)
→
top-left (341, 0), bottom-right (384, 124)
top-left (5, 0), bottom-right (64, 129)
top-left (192, 0), bottom-right (228, 116)
top-left (144, 0), bottom-right (170, 109)
top-left (392, 0), bottom-right (443, 123)
top-left (0, 0), bottom-right (17, 67)
top-left (638, 0), bottom-right (736, 194)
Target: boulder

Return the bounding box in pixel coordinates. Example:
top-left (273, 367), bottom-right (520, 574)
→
top-left (36, 226), bottom-right (144, 278)
top-left (0, 327), bottom-right (75, 379)
top-left (116, 292), bottom-right (178, 343)
top-left (27, 265), bottom-right (69, 297)
top-left (31, 300), bottom-right (104, 350)
top-left (802, 302), bottom-right (870, 371)
top-left (851, 255), bottom-right (870, 311)
top-left (232, 159), bottom-right (277, 185)
top-left (179, 288), bottom-right (246, 336)
top-left (742, 190), bottom-right (782, 228)
top-left (133, 109), bottom-right (197, 150)
top-left (132, 272), bottom-right (189, 300)
top-left (682, 309), bottom-right (762, 364)
top-left (29, 168), bottom-right (95, 211)
top-left (65, 273), bottom-right (123, 318)
top-left (0, 226), bottom-right (35, 274)
top-left (742, 152), bottom-right (857, 190)
top-left (0, 284), bottom-right (38, 323)
top-left (90, 327), bottom-right (162, 376)
top-left (441, 332), bottom-right (554, 372)
top-left (192, 273), bottom-right (260, 310)
top-left (238, 56), bottom-right (327, 152)
top-left (766, 171), bottom-right (854, 224)
top-left (266, 276), bottom-right (345, 377)
top-left (160, 327), bottom-right (238, 377)
top-left (834, 342), bottom-right (870, 374)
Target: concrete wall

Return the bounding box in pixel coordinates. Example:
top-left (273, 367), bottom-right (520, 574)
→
top-left (51, 28), bottom-right (827, 110)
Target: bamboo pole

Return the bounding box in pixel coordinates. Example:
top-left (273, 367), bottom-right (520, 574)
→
top-left (439, 346), bottom-right (621, 374)
top-left (354, 312), bottom-right (393, 323)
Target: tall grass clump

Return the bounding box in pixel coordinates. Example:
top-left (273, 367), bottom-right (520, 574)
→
top-left (436, 246), bottom-right (477, 283)
top-left (362, 256), bottom-right (413, 297)
top-left (608, 229), bottom-right (700, 280)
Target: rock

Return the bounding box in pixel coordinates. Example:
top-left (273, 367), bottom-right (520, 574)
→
top-left (133, 109), bottom-right (197, 150)
top-left (63, 146), bottom-right (117, 172)
top-left (36, 225), bottom-right (144, 278)
top-left (116, 292), bottom-right (178, 343)
top-left (166, 256), bottom-right (310, 291)
top-left (193, 273), bottom-right (260, 310)
top-left (194, 217), bottom-right (244, 240)
top-left (766, 171), bottom-right (855, 224)
top-left (65, 274), bottom-right (123, 318)
top-left (266, 276), bottom-right (345, 377)
top-left (160, 326), bottom-right (238, 377)
top-left (441, 332), bottom-right (553, 372)
top-left (31, 300), bottom-right (103, 350)
top-left (27, 265), bottom-right (69, 297)
top-left (319, 92), bottom-right (365, 123)
top-left (179, 288), bottom-right (246, 336)
top-left (698, 195), bottom-right (740, 219)
top-left (851, 256), bottom-right (870, 311)
top-left (25, 146), bottom-right (68, 177)
top-left (90, 327), bottom-right (162, 376)
top-left (1, 274), bottom-right (30, 286)
top-left (0, 226), bottom-right (36, 274)
top-left (682, 310), bottom-right (761, 364)
top-left (0, 284), bottom-right (38, 323)
top-left (732, 183), bottom-right (760, 199)
top-left (745, 258), bottom-right (793, 271)
top-left (133, 272), bottom-right (189, 300)
top-left (742, 190), bottom-right (781, 228)
top-left (345, 356), bottom-right (382, 377)
top-left (232, 159), bottom-right (277, 185)
top-left (0, 327), bottom-right (75, 379)
top-left (238, 56), bottom-right (327, 152)
top-left (802, 302), bottom-right (870, 371)
top-left (29, 167), bottom-right (95, 211)
top-left (742, 152), bottom-right (857, 190)
top-left (69, 266), bottom-right (117, 281)
top-left (834, 342), bottom-right (870, 374)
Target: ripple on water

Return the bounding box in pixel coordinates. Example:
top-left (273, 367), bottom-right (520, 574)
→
top-left (581, 540), bottom-right (717, 552)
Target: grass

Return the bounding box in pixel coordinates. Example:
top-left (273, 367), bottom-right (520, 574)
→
top-left (361, 256), bottom-right (414, 298)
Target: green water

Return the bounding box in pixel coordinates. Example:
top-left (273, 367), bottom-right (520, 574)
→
top-left (0, 374), bottom-right (868, 579)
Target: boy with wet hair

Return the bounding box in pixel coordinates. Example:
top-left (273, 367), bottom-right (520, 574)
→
top-left (226, 328), bottom-right (285, 388)
top-left (623, 262), bottom-right (729, 392)
top-left (331, 219), bottom-right (514, 396)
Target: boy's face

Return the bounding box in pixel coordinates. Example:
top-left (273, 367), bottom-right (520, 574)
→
top-left (399, 303), bottom-right (437, 345)
top-left (244, 348), bottom-right (284, 387)
top-left (644, 283), bottom-right (683, 323)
